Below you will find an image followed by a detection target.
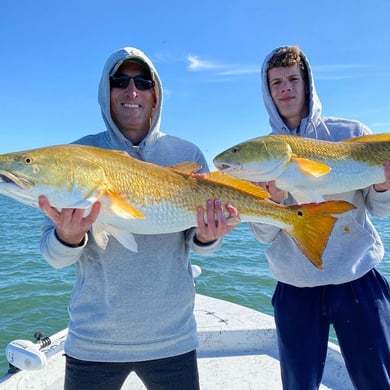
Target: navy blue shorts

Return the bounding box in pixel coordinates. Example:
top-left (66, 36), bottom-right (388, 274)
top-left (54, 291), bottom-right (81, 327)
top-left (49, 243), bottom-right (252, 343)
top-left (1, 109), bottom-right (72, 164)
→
top-left (64, 350), bottom-right (199, 390)
top-left (272, 268), bottom-right (390, 389)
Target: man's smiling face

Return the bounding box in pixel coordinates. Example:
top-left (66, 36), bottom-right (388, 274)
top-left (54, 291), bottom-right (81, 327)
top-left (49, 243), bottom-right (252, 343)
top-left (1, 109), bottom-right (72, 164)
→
top-left (110, 61), bottom-right (157, 145)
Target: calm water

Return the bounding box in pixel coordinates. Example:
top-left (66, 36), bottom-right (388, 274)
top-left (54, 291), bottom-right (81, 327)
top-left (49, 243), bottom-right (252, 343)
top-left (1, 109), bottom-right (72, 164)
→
top-left (0, 195), bottom-right (389, 375)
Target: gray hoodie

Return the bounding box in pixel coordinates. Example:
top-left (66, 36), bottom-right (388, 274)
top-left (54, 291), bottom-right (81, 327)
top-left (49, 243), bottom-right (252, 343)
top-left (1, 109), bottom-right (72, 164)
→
top-left (250, 46), bottom-right (390, 287)
top-left (40, 47), bottom-right (221, 362)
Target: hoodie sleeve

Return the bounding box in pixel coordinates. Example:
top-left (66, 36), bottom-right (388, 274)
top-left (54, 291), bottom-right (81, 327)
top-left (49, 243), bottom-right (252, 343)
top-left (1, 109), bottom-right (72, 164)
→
top-left (40, 217), bottom-right (87, 269)
top-left (187, 228), bottom-right (223, 254)
top-left (366, 186), bottom-right (390, 218)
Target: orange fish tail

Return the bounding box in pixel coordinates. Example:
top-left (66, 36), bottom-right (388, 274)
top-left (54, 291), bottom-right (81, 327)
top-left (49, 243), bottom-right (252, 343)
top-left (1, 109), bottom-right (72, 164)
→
top-left (287, 200), bottom-right (355, 269)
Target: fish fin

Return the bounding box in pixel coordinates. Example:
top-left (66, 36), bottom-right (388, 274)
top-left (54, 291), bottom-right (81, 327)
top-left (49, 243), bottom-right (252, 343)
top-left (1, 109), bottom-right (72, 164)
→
top-left (293, 158), bottom-right (331, 177)
top-left (105, 191), bottom-right (145, 219)
top-left (92, 224), bottom-right (138, 252)
top-left (286, 200), bottom-right (356, 269)
top-left (109, 149), bottom-right (135, 158)
top-left (341, 133), bottom-right (390, 143)
top-left (168, 162), bottom-right (202, 175)
top-left (106, 225), bottom-right (138, 252)
top-left (91, 224), bottom-right (110, 249)
top-left (200, 171), bottom-right (270, 199)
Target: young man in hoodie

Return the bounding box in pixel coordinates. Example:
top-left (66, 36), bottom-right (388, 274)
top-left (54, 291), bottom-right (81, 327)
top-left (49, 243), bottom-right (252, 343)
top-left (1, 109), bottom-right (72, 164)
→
top-left (38, 46), bottom-right (239, 390)
top-left (250, 45), bottom-right (390, 389)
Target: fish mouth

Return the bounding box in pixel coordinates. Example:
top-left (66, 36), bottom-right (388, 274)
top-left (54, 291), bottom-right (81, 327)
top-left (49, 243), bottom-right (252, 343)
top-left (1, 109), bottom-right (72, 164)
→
top-left (0, 172), bottom-right (33, 189)
top-left (213, 162), bottom-right (241, 173)
top-left (214, 160), bottom-right (284, 182)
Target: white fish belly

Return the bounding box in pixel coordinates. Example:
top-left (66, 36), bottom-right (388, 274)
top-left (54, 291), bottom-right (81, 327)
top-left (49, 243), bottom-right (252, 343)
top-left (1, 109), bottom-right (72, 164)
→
top-left (278, 160), bottom-right (385, 196)
top-left (99, 201), bottom-right (198, 234)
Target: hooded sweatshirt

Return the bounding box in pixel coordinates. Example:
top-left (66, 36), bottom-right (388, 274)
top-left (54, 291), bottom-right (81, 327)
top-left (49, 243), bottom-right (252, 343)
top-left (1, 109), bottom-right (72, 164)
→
top-left (40, 47), bottom-right (221, 362)
top-left (250, 46), bottom-right (390, 287)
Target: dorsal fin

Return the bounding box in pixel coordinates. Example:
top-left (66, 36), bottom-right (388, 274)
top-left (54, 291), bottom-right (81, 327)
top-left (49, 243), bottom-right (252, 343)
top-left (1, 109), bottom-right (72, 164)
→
top-left (342, 133), bottom-right (390, 143)
top-left (168, 162), bottom-right (202, 175)
top-left (199, 171), bottom-right (270, 199)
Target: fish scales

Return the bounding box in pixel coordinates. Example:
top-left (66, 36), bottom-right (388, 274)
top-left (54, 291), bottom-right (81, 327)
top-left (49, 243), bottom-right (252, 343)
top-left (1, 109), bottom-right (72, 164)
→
top-left (275, 134), bottom-right (390, 165)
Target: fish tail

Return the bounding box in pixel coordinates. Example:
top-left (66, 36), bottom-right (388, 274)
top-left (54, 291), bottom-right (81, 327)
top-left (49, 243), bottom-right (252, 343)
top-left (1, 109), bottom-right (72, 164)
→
top-left (287, 200), bottom-right (355, 269)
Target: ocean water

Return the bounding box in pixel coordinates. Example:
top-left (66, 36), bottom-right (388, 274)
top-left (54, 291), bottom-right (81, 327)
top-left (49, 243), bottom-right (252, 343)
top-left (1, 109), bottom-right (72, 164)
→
top-left (0, 195), bottom-right (389, 376)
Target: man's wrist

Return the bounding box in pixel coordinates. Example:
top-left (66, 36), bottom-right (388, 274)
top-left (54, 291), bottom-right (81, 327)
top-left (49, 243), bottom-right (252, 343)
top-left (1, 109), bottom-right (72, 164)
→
top-left (193, 235), bottom-right (217, 247)
top-left (54, 229), bottom-right (85, 248)
top-left (373, 184), bottom-right (388, 193)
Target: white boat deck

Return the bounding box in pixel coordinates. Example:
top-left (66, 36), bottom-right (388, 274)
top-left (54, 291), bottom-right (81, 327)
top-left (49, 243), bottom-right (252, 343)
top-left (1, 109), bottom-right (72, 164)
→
top-left (0, 294), bottom-right (354, 389)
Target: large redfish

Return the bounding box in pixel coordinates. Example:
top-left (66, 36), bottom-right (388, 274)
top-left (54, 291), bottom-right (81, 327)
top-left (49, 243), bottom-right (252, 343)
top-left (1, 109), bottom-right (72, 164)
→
top-left (0, 144), bottom-right (355, 269)
top-left (214, 133), bottom-right (390, 203)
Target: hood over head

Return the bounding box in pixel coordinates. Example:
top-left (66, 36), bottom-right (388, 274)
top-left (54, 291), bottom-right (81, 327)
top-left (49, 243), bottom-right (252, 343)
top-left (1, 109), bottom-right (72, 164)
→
top-left (261, 45), bottom-right (327, 138)
top-left (98, 47), bottom-right (163, 149)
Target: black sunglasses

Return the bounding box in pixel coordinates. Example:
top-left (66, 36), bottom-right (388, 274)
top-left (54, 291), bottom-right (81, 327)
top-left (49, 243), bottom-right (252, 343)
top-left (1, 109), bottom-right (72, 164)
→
top-left (110, 74), bottom-right (155, 91)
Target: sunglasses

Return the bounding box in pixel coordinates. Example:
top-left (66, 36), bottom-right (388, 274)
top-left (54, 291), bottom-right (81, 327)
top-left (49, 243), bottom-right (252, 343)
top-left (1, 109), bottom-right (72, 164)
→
top-left (110, 74), bottom-right (155, 91)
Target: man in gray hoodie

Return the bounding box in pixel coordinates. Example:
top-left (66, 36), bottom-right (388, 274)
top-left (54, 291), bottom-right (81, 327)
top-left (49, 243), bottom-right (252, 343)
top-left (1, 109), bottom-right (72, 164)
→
top-left (250, 45), bottom-right (390, 389)
top-left (38, 46), bottom-right (238, 390)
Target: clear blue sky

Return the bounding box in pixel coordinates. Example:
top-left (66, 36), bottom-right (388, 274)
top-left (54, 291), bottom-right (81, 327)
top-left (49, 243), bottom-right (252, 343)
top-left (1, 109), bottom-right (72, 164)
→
top-left (1, 0), bottom-right (389, 167)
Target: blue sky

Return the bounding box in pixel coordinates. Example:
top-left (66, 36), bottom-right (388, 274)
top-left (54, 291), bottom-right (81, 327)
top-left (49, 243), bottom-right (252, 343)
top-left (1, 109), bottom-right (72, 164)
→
top-left (1, 0), bottom-right (389, 167)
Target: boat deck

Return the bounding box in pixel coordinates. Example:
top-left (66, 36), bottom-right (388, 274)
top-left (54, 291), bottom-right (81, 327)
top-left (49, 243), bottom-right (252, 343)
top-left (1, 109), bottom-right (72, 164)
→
top-left (0, 294), bottom-right (354, 389)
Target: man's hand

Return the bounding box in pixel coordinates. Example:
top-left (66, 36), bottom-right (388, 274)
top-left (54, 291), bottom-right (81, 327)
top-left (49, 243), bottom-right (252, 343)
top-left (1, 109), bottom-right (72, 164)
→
top-left (374, 161), bottom-right (390, 192)
top-left (195, 199), bottom-right (240, 244)
top-left (255, 180), bottom-right (287, 203)
top-left (38, 195), bottom-right (101, 246)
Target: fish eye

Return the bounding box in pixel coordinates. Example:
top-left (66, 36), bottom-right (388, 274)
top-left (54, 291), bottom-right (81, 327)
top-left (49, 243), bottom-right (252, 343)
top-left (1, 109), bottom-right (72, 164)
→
top-left (231, 147), bottom-right (240, 154)
top-left (24, 157), bottom-right (33, 164)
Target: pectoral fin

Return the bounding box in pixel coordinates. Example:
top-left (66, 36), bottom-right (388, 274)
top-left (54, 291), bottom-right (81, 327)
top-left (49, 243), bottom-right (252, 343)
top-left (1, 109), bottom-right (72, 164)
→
top-left (293, 158), bottom-right (331, 177)
top-left (105, 191), bottom-right (145, 219)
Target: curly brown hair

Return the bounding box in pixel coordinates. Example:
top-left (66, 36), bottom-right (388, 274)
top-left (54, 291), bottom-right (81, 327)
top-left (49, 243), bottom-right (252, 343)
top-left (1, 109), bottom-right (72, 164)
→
top-left (267, 46), bottom-right (308, 86)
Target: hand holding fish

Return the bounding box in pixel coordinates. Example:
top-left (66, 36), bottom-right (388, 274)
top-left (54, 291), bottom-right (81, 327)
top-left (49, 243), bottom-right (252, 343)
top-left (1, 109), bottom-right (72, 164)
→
top-left (195, 199), bottom-right (239, 243)
top-left (373, 161), bottom-right (390, 192)
top-left (255, 181), bottom-right (287, 204)
top-left (38, 195), bottom-right (101, 247)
